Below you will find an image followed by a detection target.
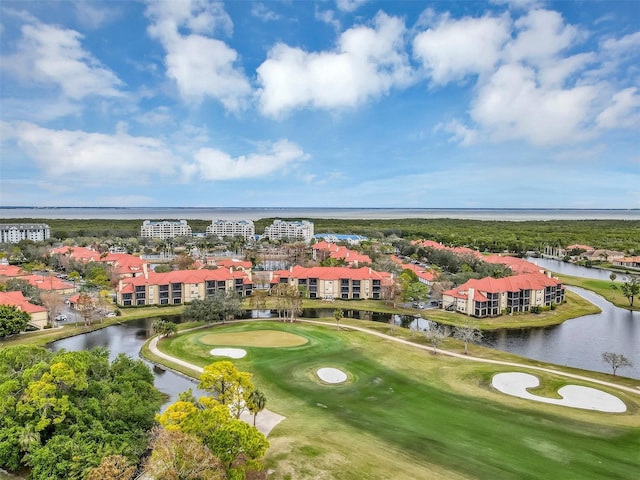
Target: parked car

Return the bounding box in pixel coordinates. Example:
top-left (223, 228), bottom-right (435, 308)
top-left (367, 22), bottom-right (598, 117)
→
top-left (55, 314), bottom-right (68, 322)
top-left (106, 312), bottom-right (117, 318)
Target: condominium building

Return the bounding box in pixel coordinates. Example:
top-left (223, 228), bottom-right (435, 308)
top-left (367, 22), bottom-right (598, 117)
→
top-left (263, 219), bottom-right (314, 243)
top-left (270, 265), bottom-right (392, 300)
top-left (442, 272), bottom-right (565, 318)
top-left (0, 223), bottom-right (50, 243)
top-left (116, 267), bottom-right (253, 306)
top-left (206, 220), bottom-right (255, 241)
top-left (140, 220), bottom-right (192, 239)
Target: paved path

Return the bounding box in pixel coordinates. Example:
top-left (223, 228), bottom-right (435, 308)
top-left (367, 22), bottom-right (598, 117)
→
top-left (302, 319), bottom-right (640, 396)
top-left (147, 318), bottom-right (639, 437)
top-left (147, 335), bottom-right (286, 436)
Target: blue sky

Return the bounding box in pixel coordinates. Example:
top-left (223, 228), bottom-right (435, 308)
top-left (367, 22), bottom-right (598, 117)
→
top-left (1, 0), bottom-right (638, 208)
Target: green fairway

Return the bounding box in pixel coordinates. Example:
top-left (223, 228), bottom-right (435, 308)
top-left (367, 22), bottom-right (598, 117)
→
top-left (156, 321), bottom-right (640, 480)
top-left (200, 329), bottom-right (308, 347)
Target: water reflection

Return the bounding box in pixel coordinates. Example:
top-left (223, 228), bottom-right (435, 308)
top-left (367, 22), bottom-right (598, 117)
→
top-left (49, 317), bottom-right (210, 410)
top-left (525, 256), bottom-right (628, 281)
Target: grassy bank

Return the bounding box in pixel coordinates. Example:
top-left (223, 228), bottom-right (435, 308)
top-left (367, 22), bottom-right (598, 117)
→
top-left (557, 274), bottom-right (640, 311)
top-left (152, 320), bottom-right (640, 480)
top-left (0, 305), bottom-right (184, 348)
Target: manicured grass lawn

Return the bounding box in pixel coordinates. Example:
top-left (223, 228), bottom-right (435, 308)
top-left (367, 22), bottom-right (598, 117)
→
top-left (557, 274), bottom-right (640, 311)
top-left (200, 330), bottom-right (308, 347)
top-left (156, 321), bottom-right (640, 480)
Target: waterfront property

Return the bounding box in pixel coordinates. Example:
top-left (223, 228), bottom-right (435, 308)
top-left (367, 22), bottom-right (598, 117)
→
top-left (263, 219), bottom-right (314, 243)
top-left (270, 265), bottom-right (392, 300)
top-left (612, 256), bottom-right (640, 270)
top-left (116, 267), bottom-right (253, 306)
top-left (140, 219), bottom-right (192, 239)
top-left (0, 223), bottom-right (50, 243)
top-left (442, 272), bottom-right (565, 317)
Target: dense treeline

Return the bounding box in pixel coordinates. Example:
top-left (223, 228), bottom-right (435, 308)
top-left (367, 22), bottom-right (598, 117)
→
top-left (3, 217), bottom-right (638, 252)
top-left (0, 345), bottom-right (162, 479)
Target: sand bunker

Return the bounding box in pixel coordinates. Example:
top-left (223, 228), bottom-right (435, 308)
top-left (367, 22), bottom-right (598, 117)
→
top-left (492, 372), bottom-right (626, 413)
top-left (317, 367), bottom-right (347, 384)
top-left (209, 348), bottom-right (247, 359)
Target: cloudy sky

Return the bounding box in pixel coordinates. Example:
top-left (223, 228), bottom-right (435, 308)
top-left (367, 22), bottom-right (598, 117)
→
top-left (1, 0), bottom-right (638, 208)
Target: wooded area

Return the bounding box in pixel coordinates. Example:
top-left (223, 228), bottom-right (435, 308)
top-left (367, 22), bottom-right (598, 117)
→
top-left (2, 217), bottom-right (639, 252)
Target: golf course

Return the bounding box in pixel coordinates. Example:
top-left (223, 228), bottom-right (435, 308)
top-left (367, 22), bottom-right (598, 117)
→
top-left (149, 320), bottom-right (640, 480)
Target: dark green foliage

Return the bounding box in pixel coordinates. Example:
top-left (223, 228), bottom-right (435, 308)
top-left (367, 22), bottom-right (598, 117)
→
top-left (0, 305), bottom-right (31, 337)
top-left (0, 346), bottom-right (163, 479)
top-left (2, 217), bottom-right (637, 252)
top-left (3, 278), bottom-right (42, 305)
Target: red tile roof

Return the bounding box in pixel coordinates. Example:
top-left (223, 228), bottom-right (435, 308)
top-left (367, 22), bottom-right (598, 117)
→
top-left (0, 291), bottom-right (48, 314)
top-left (21, 274), bottom-right (75, 291)
top-left (272, 265), bottom-right (391, 283)
top-left (444, 272), bottom-right (563, 300)
top-left (117, 268), bottom-right (252, 293)
top-left (483, 255), bottom-right (543, 275)
top-left (215, 259), bottom-right (253, 270)
top-left (0, 264), bottom-right (25, 277)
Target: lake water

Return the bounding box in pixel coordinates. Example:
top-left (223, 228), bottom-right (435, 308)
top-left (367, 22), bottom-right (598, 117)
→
top-left (2, 207), bottom-right (639, 221)
top-left (526, 257), bottom-right (632, 281)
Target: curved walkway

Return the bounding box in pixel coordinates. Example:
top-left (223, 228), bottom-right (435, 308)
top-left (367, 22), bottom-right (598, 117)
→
top-left (147, 318), bottom-right (639, 437)
top-left (147, 335), bottom-right (285, 436)
top-left (303, 319), bottom-right (640, 396)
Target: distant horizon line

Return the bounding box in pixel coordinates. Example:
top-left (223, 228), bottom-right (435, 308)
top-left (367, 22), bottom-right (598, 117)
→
top-left (2, 206), bottom-right (638, 211)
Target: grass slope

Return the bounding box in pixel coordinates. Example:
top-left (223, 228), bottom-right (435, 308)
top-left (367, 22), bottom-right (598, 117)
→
top-left (157, 321), bottom-right (640, 480)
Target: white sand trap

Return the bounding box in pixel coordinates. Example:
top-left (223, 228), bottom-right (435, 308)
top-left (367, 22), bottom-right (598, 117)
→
top-left (317, 367), bottom-right (347, 384)
top-left (492, 372), bottom-right (626, 413)
top-left (209, 348), bottom-right (247, 359)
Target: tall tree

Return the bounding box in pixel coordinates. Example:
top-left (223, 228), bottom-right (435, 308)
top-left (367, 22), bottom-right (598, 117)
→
top-left (453, 321), bottom-right (483, 355)
top-left (143, 427), bottom-right (223, 480)
top-left (333, 308), bottom-right (344, 330)
top-left (86, 455), bottom-right (136, 480)
top-left (198, 361), bottom-right (254, 419)
top-left (620, 276), bottom-right (639, 307)
top-left (247, 389), bottom-right (267, 427)
top-left (601, 352), bottom-right (632, 376)
top-left (424, 321), bottom-right (449, 354)
top-left (0, 305), bottom-right (30, 337)
top-left (40, 292), bottom-right (65, 326)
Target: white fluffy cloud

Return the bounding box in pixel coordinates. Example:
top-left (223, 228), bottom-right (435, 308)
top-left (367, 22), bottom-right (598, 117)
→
top-left (422, 7), bottom-right (640, 146)
top-left (3, 121), bottom-right (180, 182)
top-left (336, 0), bottom-right (370, 12)
top-left (1, 22), bottom-right (123, 99)
top-left (191, 140), bottom-right (309, 180)
top-left (146, 0), bottom-right (250, 110)
top-left (413, 14), bottom-right (511, 85)
top-left (257, 12), bottom-right (413, 116)
top-left (471, 63), bottom-right (597, 145)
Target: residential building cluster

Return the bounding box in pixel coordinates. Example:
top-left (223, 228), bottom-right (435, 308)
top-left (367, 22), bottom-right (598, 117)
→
top-left (270, 265), bottom-right (392, 300)
top-left (138, 218), bottom-right (314, 243)
top-left (0, 223), bottom-right (50, 243)
top-left (442, 272), bottom-right (565, 317)
top-left (312, 240), bottom-right (372, 266)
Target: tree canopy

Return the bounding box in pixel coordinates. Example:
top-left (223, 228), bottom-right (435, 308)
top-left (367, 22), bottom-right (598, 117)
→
top-left (0, 304), bottom-right (31, 337)
top-left (0, 345), bottom-right (163, 479)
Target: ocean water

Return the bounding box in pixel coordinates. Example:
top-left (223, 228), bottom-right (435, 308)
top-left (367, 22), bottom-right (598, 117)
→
top-left (0, 207), bottom-right (638, 221)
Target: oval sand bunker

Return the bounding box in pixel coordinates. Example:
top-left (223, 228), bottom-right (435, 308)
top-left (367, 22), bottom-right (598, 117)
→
top-left (210, 348), bottom-right (247, 359)
top-left (317, 367), bottom-right (347, 384)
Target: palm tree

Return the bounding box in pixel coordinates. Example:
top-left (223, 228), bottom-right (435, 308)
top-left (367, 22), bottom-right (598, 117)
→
top-left (248, 390), bottom-right (267, 427)
top-left (18, 425), bottom-right (40, 452)
top-left (333, 308), bottom-right (344, 330)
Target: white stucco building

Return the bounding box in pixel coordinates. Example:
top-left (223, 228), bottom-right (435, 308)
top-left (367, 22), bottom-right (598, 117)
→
top-left (140, 220), bottom-right (192, 239)
top-left (0, 224), bottom-right (50, 243)
top-left (263, 219), bottom-right (314, 243)
top-left (206, 220), bottom-right (255, 241)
